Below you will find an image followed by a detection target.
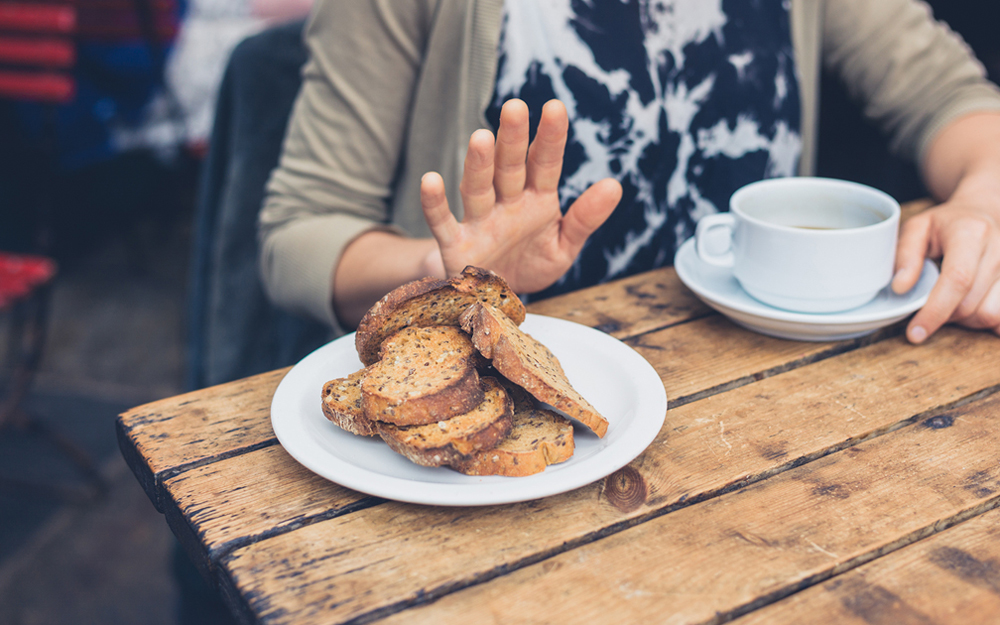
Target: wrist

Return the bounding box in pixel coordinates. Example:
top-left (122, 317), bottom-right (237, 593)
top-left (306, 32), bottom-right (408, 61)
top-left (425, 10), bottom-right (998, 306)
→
top-left (333, 231), bottom-right (446, 327)
top-left (948, 161), bottom-right (1000, 217)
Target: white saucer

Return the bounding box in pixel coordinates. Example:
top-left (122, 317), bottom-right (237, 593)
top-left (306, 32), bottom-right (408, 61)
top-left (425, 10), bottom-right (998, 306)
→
top-left (674, 238), bottom-right (939, 341)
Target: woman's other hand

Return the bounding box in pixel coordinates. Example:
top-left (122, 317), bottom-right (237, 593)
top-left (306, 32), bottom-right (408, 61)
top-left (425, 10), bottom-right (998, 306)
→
top-left (892, 112), bottom-right (1000, 342)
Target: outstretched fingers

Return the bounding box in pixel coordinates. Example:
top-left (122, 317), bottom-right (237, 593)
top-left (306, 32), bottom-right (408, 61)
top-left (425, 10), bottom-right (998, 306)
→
top-left (459, 129), bottom-right (499, 221)
top-left (492, 99), bottom-right (530, 203)
top-left (559, 178), bottom-right (622, 253)
top-left (526, 100), bottom-right (570, 194)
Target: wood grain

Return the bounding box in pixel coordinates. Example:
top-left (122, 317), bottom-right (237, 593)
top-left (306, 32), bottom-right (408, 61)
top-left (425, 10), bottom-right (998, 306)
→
top-left (214, 329), bottom-right (1000, 625)
top-left (116, 368), bottom-right (288, 510)
top-left (161, 445), bottom-right (374, 580)
top-left (375, 392), bottom-right (1000, 625)
top-left (118, 265), bottom-right (702, 512)
top-left (625, 314), bottom-right (895, 407)
top-left (158, 321), bottom-right (969, 586)
top-left (526, 266), bottom-right (712, 339)
top-left (117, 260), bottom-right (904, 513)
top-left (731, 505), bottom-right (1000, 624)
top-left (116, 198), bottom-right (1000, 625)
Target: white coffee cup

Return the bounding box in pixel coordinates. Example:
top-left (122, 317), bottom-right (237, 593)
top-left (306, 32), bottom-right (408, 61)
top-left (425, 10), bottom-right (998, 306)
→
top-left (695, 177), bottom-right (901, 313)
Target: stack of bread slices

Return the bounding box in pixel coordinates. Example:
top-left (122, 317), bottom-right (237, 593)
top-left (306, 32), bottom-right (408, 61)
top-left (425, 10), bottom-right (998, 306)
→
top-left (320, 266), bottom-right (608, 477)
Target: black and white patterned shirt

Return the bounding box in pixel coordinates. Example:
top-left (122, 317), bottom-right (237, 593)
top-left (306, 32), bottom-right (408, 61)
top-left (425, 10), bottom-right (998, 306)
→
top-left (486, 0), bottom-right (802, 298)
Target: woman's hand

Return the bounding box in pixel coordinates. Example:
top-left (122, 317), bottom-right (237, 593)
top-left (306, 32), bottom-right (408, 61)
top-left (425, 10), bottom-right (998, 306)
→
top-left (420, 98), bottom-right (622, 294)
top-left (892, 192), bottom-right (1000, 341)
top-left (892, 112), bottom-right (1000, 342)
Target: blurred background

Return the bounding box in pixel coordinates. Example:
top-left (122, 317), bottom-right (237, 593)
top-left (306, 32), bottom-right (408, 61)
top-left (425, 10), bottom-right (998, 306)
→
top-left (0, 1), bottom-right (997, 623)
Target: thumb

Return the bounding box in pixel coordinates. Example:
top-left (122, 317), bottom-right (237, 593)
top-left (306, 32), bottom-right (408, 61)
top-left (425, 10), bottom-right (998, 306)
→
top-left (421, 172), bottom-right (459, 247)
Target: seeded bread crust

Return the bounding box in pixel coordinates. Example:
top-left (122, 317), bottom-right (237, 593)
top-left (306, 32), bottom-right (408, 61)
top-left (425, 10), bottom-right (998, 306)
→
top-left (355, 266), bottom-right (526, 366)
top-left (376, 377), bottom-right (514, 467)
top-left (460, 303), bottom-right (609, 438)
top-left (451, 381), bottom-right (575, 476)
top-left (321, 369), bottom-right (376, 436)
top-left (361, 326), bottom-right (483, 426)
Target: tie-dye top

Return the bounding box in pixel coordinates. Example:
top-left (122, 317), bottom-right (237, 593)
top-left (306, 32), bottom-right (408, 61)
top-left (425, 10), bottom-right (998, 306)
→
top-left (486, 0), bottom-right (802, 298)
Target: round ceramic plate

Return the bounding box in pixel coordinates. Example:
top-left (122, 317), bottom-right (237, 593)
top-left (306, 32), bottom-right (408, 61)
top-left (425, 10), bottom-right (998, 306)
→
top-left (674, 237), bottom-right (938, 341)
top-left (270, 314), bottom-right (668, 506)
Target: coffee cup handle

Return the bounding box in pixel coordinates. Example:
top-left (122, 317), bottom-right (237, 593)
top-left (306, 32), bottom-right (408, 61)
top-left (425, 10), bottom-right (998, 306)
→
top-left (695, 213), bottom-right (736, 267)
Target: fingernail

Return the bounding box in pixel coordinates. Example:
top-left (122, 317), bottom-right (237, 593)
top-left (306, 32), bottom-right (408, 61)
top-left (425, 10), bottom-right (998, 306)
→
top-left (909, 325), bottom-right (927, 343)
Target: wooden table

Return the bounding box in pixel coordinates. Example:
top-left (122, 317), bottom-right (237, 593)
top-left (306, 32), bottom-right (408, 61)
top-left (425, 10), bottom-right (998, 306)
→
top-left (118, 241), bottom-right (1000, 624)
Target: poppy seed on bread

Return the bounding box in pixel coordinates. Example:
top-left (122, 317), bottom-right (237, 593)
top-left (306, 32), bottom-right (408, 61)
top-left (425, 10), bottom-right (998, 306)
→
top-left (360, 325), bottom-right (483, 426)
top-left (460, 302), bottom-right (608, 438)
top-left (376, 376), bottom-right (514, 467)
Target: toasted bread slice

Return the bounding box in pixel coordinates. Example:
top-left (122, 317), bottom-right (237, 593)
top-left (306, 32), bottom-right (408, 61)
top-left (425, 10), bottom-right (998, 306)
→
top-left (451, 381), bottom-right (574, 476)
top-left (361, 325), bottom-right (483, 426)
top-left (321, 369), bottom-right (376, 436)
top-left (355, 266), bottom-right (526, 366)
top-left (460, 303), bottom-right (609, 438)
top-left (376, 377), bottom-right (513, 467)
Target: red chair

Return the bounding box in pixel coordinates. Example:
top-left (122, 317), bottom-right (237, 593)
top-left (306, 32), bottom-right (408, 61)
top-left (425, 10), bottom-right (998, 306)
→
top-left (0, 1), bottom-right (76, 104)
top-left (0, 0), bottom-right (104, 500)
top-left (1, 0), bottom-right (179, 498)
top-left (0, 254), bottom-right (108, 501)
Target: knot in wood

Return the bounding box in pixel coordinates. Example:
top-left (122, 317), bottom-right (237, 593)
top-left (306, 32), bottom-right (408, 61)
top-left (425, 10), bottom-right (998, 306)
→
top-left (923, 414), bottom-right (954, 429)
top-left (604, 466), bottom-right (647, 512)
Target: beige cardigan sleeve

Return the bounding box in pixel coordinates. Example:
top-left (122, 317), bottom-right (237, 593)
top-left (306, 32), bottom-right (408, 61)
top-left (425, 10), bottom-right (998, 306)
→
top-left (258, 0), bottom-right (436, 333)
top-left (821, 0), bottom-right (1000, 164)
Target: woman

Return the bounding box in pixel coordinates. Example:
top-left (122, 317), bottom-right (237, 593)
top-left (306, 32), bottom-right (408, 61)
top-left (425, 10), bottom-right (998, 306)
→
top-left (259, 0), bottom-right (1000, 343)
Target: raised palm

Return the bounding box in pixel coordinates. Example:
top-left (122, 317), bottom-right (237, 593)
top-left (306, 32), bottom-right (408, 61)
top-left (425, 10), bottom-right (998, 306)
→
top-left (420, 99), bottom-right (622, 294)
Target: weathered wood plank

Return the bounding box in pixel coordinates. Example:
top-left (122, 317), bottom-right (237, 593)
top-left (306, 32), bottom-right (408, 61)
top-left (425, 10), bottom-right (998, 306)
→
top-left (117, 268), bottom-right (705, 511)
top-left (161, 445), bottom-right (375, 582)
top-left (115, 368), bottom-right (288, 510)
top-left (215, 329), bottom-right (1000, 625)
top-left (374, 392), bottom-right (1000, 625)
top-left (731, 505), bottom-right (1000, 625)
top-left (526, 267), bottom-right (712, 339)
top-left (154, 308), bottom-right (892, 554)
top-left (161, 315), bottom-right (911, 578)
top-left (627, 314), bottom-right (895, 407)
top-left (117, 266), bottom-right (898, 514)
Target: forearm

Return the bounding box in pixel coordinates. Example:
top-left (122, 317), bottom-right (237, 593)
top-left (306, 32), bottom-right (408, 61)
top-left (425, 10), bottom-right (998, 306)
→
top-left (332, 230), bottom-right (445, 328)
top-left (922, 111), bottom-right (1000, 206)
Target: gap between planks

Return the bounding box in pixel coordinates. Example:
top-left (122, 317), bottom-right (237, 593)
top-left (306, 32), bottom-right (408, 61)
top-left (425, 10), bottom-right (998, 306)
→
top-left (361, 392), bottom-right (1000, 625)
top-left (170, 322), bottom-right (928, 582)
top-left (211, 330), bottom-right (1000, 625)
top-left (153, 315), bottom-right (903, 513)
top-left (341, 387), bottom-right (1000, 625)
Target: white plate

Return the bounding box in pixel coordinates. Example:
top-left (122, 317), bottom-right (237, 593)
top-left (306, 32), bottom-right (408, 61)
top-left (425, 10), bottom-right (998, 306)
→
top-left (674, 237), bottom-right (938, 341)
top-left (270, 314), bottom-right (668, 506)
